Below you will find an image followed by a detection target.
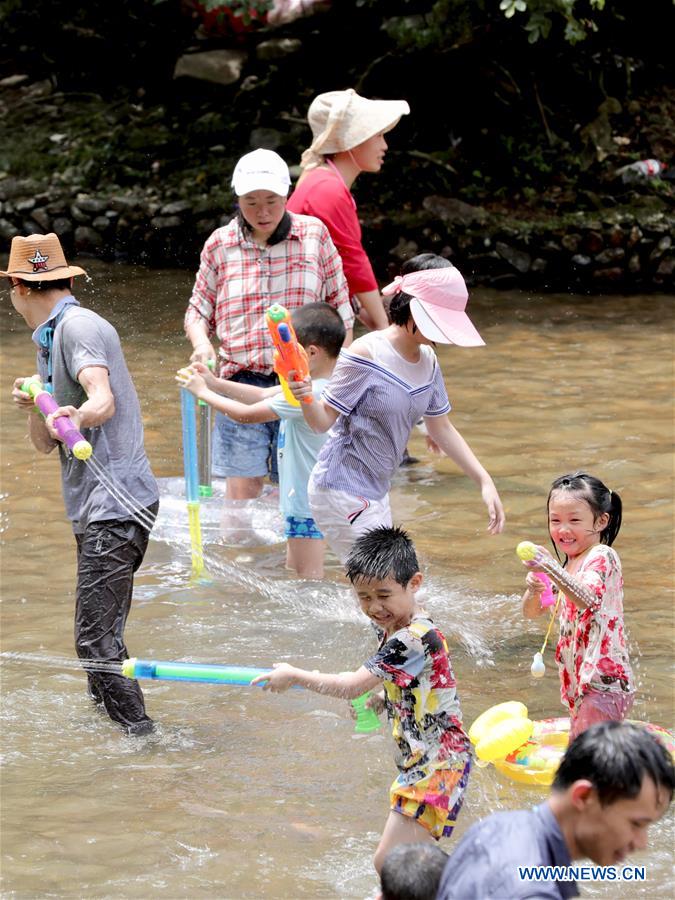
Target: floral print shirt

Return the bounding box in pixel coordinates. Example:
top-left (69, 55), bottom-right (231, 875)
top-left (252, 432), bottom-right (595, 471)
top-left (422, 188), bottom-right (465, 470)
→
top-left (555, 544), bottom-right (634, 713)
top-left (364, 615), bottom-right (471, 784)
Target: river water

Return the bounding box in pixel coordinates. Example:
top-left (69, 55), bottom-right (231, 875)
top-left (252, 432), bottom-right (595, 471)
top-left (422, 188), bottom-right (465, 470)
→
top-left (1, 265), bottom-right (673, 898)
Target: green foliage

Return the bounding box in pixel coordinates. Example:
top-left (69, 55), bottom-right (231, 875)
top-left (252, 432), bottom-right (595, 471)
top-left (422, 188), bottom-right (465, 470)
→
top-left (499, 0), bottom-right (607, 45)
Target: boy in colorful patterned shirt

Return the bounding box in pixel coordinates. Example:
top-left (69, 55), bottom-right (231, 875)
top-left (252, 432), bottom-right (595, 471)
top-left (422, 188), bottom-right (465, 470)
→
top-left (252, 526), bottom-right (472, 873)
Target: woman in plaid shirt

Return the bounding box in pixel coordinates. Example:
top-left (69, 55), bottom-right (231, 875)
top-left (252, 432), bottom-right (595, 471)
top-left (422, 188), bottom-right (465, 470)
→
top-left (184, 149), bottom-right (354, 502)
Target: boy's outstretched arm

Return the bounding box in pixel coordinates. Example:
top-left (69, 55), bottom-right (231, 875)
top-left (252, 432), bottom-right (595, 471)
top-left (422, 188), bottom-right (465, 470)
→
top-left (252, 663), bottom-right (381, 700)
top-left (424, 414), bottom-right (506, 534)
top-left (188, 361), bottom-right (280, 404)
top-left (177, 368), bottom-right (278, 425)
top-left (286, 374), bottom-right (340, 433)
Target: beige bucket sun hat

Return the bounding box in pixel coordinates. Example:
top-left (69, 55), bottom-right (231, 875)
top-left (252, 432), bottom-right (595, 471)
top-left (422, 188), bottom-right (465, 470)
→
top-left (301, 88), bottom-right (410, 170)
top-left (2, 233), bottom-right (86, 281)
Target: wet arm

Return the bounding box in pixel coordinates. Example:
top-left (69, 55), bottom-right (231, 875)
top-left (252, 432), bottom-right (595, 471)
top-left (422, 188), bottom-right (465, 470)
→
top-left (11, 377), bottom-right (58, 453)
top-left (254, 663), bottom-right (381, 699)
top-left (354, 290), bottom-right (388, 330)
top-left (208, 378), bottom-right (279, 404)
top-left (74, 366), bottom-right (115, 427)
top-left (424, 415), bottom-right (505, 533)
top-left (43, 366), bottom-right (115, 442)
top-left (185, 320), bottom-right (216, 363)
top-left (192, 389), bottom-right (278, 425)
top-left (27, 411), bottom-right (58, 454)
top-left (523, 547), bottom-right (596, 612)
top-left (286, 376), bottom-right (339, 433)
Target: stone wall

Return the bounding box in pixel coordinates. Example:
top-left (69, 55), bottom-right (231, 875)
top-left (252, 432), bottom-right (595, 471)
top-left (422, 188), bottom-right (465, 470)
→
top-left (1, 178), bottom-right (673, 292)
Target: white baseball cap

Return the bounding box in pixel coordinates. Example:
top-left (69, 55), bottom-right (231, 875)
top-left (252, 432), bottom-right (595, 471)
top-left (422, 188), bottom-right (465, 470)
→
top-left (231, 149), bottom-right (291, 197)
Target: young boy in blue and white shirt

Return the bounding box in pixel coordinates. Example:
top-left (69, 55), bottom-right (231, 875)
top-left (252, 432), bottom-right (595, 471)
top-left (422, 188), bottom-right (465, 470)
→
top-left (179, 303), bottom-right (344, 578)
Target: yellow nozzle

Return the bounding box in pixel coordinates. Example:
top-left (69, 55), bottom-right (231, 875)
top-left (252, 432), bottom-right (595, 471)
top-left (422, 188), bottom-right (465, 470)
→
top-left (73, 440), bottom-right (93, 461)
top-left (121, 658), bottom-right (136, 679)
top-left (516, 541), bottom-right (537, 561)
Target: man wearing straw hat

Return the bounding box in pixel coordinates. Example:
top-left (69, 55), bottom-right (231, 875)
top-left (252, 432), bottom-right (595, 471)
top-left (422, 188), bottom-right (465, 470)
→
top-left (5, 233), bottom-right (158, 736)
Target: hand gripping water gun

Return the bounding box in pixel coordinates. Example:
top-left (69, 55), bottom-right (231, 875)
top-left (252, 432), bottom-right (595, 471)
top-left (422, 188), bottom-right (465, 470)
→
top-left (122, 658), bottom-right (378, 734)
top-left (265, 304), bottom-right (312, 406)
top-left (517, 540), bottom-right (596, 679)
top-left (20, 376), bottom-right (92, 460)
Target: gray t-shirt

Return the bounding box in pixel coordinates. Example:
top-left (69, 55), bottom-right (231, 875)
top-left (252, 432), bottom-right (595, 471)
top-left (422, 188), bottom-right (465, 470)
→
top-left (37, 305), bottom-right (158, 532)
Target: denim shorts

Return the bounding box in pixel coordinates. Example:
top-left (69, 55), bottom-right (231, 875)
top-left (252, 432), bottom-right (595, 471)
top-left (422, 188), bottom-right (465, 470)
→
top-left (212, 370), bottom-right (279, 482)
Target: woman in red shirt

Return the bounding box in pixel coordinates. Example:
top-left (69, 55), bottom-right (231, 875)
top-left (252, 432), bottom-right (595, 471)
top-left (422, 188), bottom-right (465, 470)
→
top-left (287, 89), bottom-right (409, 331)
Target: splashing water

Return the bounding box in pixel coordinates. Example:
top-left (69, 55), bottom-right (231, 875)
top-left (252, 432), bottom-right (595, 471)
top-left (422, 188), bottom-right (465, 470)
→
top-left (86, 456), bottom-right (156, 531)
top-left (0, 651), bottom-right (123, 676)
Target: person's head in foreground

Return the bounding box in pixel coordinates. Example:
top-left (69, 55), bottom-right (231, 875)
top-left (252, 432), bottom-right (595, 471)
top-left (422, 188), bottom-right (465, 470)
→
top-left (550, 720), bottom-right (674, 866)
top-left (345, 526), bottom-right (422, 633)
top-left (231, 148), bottom-right (291, 245)
top-left (378, 841), bottom-right (447, 900)
top-left (382, 253), bottom-right (484, 348)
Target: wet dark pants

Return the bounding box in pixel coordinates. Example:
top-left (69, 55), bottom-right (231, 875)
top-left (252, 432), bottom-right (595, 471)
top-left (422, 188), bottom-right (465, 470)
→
top-left (74, 502), bottom-right (158, 731)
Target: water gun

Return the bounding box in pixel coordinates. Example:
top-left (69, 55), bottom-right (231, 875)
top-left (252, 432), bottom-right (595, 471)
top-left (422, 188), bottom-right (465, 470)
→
top-left (122, 658), bottom-right (271, 686)
top-left (265, 304), bottom-right (312, 406)
top-left (20, 376), bottom-right (92, 460)
top-left (351, 691), bottom-right (382, 733)
top-left (517, 541), bottom-right (597, 679)
top-left (178, 376), bottom-right (205, 581)
top-left (122, 658), bottom-right (380, 734)
top-left (197, 360), bottom-right (215, 498)
top-left (516, 541), bottom-right (595, 607)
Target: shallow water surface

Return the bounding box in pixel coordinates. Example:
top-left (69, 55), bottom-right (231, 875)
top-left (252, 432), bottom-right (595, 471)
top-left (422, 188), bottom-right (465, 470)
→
top-left (1, 266), bottom-right (673, 898)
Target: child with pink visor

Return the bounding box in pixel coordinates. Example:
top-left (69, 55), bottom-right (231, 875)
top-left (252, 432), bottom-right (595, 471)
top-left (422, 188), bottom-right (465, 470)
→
top-left (286, 254), bottom-right (505, 562)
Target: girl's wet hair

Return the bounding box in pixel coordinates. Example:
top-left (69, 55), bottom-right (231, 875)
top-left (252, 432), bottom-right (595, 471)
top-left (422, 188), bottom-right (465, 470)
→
top-left (345, 525), bottom-right (420, 587)
top-left (388, 253), bottom-right (453, 328)
top-left (548, 471), bottom-right (622, 550)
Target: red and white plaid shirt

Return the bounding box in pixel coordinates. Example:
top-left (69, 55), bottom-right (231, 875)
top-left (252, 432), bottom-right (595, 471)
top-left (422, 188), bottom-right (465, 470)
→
top-left (184, 213), bottom-right (354, 378)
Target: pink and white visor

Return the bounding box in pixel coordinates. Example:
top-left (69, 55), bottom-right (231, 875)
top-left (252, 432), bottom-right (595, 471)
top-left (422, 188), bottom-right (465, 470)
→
top-left (382, 266), bottom-right (485, 347)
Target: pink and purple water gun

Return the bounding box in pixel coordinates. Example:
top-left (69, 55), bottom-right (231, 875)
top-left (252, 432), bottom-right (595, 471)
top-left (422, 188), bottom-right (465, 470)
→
top-left (20, 376), bottom-right (92, 460)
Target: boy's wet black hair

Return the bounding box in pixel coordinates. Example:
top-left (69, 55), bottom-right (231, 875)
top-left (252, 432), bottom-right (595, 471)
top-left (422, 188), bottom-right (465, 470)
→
top-left (553, 721), bottom-right (675, 807)
top-left (345, 525), bottom-right (420, 587)
top-left (388, 252), bottom-right (454, 328)
top-left (548, 471), bottom-right (622, 555)
top-left (14, 277), bottom-right (72, 292)
top-left (291, 302), bottom-right (345, 358)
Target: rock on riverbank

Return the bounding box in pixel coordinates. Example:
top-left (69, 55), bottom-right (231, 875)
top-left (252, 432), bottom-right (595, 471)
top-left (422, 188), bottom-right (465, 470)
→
top-left (1, 178), bottom-right (672, 292)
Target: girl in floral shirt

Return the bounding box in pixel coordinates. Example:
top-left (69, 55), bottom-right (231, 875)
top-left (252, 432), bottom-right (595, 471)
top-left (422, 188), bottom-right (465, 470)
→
top-left (522, 472), bottom-right (634, 740)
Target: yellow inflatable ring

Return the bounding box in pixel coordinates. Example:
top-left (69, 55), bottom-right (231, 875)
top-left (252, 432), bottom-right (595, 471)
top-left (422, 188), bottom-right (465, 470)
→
top-left (468, 701), bottom-right (528, 745)
top-left (492, 716), bottom-right (675, 787)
